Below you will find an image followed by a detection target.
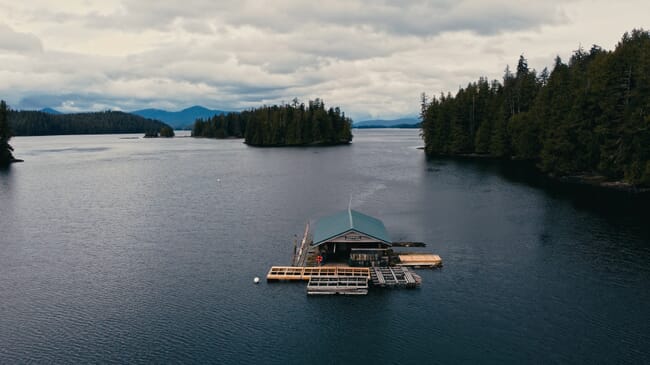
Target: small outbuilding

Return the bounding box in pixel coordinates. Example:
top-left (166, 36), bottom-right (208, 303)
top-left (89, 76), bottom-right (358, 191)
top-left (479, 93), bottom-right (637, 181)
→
top-left (311, 209), bottom-right (391, 263)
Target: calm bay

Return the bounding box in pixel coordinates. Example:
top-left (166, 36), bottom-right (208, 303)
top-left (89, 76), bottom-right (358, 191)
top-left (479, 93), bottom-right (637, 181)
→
top-left (1, 129), bottom-right (648, 363)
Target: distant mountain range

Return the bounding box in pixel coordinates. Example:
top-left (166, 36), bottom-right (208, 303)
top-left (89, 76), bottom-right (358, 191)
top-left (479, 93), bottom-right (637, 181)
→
top-left (131, 106), bottom-right (227, 129)
top-left (353, 117), bottom-right (420, 128)
top-left (39, 106), bottom-right (420, 130)
top-left (39, 105), bottom-right (228, 129)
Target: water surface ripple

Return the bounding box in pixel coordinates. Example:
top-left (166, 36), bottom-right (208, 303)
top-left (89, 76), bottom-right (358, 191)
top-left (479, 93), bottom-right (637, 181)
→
top-left (1, 131), bottom-right (648, 364)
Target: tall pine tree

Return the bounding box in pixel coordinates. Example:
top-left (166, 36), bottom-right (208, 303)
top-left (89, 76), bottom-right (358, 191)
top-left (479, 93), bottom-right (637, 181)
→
top-left (0, 100), bottom-right (16, 166)
top-left (421, 29), bottom-right (650, 186)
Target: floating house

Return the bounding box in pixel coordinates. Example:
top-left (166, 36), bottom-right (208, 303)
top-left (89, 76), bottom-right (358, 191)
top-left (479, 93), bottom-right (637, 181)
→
top-left (267, 208), bottom-right (441, 294)
top-left (311, 209), bottom-right (392, 264)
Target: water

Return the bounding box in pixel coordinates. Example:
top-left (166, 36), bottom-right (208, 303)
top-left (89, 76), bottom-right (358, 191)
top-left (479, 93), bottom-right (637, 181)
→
top-left (1, 130), bottom-right (649, 364)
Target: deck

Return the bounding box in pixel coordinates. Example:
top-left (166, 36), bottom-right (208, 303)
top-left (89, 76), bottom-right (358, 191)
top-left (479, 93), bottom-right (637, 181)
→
top-left (396, 254), bottom-right (443, 268)
top-left (266, 266), bottom-right (371, 281)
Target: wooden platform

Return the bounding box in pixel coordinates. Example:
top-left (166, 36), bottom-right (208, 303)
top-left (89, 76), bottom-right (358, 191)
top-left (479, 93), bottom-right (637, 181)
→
top-left (396, 254), bottom-right (442, 268)
top-left (307, 276), bottom-right (369, 295)
top-left (370, 267), bottom-right (421, 288)
top-left (266, 266), bottom-right (370, 281)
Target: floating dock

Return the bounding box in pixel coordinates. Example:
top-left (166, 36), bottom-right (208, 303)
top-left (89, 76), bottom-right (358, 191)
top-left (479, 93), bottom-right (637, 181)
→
top-left (306, 276), bottom-right (369, 295)
top-left (268, 209), bottom-right (443, 295)
top-left (396, 254), bottom-right (442, 268)
top-left (370, 267), bottom-right (421, 288)
top-left (266, 266), bottom-right (370, 281)
top-left (267, 266), bottom-right (422, 294)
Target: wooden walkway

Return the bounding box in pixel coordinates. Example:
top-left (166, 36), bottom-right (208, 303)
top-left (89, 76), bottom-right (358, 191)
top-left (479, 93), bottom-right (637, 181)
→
top-left (266, 266), bottom-right (370, 281)
top-left (307, 276), bottom-right (369, 295)
top-left (370, 267), bottom-right (421, 288)
top-left (291, 223), bottom-right (312, 266)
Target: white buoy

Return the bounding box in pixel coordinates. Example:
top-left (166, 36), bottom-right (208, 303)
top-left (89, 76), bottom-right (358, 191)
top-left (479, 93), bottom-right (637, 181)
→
top-left (217, 178), bottom-right (221, 182)
top-left (254, 277), bottom-right (260, 284)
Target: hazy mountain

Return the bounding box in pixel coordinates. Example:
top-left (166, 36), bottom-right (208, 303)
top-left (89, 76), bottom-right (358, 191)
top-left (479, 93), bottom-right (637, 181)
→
top-left (41, 107), bottom-right (62, 115)
top-left (353, 117), bottom-right (420, 128)
top-left (131, 106), bottom-right (227, 129)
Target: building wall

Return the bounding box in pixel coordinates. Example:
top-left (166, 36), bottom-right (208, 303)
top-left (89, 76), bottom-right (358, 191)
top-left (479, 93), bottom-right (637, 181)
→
top-left (325, 230), bottom-right (389, 245)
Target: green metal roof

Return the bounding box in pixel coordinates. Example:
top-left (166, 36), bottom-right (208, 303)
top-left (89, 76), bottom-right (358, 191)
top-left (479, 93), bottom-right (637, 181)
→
top-left (312, 209), bottom-right (391, 246)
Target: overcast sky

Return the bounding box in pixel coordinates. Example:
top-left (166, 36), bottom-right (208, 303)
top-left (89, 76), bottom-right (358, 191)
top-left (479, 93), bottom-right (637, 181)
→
top-left (0, 0), bottom-right (648, 120)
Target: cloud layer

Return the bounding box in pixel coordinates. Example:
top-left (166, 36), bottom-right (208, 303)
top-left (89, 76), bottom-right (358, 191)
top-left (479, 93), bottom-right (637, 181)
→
top-left (0, 0), bottom-right (648, 119)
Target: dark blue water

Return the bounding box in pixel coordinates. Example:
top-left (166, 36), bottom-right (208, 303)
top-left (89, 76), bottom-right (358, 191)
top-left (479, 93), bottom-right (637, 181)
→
top-left (1, 130), bottom-right (649, 364)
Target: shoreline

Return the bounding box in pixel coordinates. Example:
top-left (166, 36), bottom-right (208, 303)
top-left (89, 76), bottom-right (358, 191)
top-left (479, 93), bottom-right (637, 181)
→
top-left (188, 135), bottom-right (352, 147)
top-left (426, 152), bottom-right (650, 194)
top-left (553, 174), bottom-right (650, 194)
top-left (0, 158), bottom-right (24, 167)
top-left (244, 141), bottom-right (352, 148)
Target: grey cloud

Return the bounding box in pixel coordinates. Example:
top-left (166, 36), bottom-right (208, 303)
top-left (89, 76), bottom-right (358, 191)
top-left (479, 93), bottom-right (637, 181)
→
top-left (74, 0), bottom-right (569, 37)
top-left (16, 93), bottom-right (112, 111)
top-left (16, 94), bottom-right (62, 110)
top-left (16, 92), bottom-right (211, 113)
top-left (23, 1), bottom-right (572, 77)
top-left (481, 45), bottom-right (506, 56)
top-left (0, 24), bottom-right (43, 53)
top-left (3, 0), bottom-right (645, 120)
top-left (179, 19), bottom-right (215, 34)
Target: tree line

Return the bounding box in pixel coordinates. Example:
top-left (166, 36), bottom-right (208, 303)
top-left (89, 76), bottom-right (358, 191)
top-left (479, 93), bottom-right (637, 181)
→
top-left (8, 110), bottom-right (173, 136)
top-left (144, 126), bottom-right (175, 138)
top-left (192, 98), bottom-right (353, 146)
top-left (0, 100), bottom-right (16, 166)
top-left (421, 29), bottom-right (650, 186)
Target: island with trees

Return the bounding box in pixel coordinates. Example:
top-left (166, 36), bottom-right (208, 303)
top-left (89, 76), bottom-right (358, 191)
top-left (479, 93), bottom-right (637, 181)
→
top-left (8, 109), bottom-right (174, 137)
top-left (192, 98), bottom-right (353, 146)
top-left (144, 126), bottom-right (175, 138)
top-left (0, 100), bottom-right (21, 166)
top-left (421, 29), bottom-right (650, 188)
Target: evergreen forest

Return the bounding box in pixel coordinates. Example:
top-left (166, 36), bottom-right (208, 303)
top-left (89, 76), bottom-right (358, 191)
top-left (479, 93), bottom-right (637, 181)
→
top-left (0, 100), bottom-right (16, 166)
top-left (421, 29), bottom-right (650, 186)
top-left (8, 110), bottom-right (173, 136)
top-left (192, 99), bottom-right (353, 146)
top-left (144, 126), bottom-right (175, 138)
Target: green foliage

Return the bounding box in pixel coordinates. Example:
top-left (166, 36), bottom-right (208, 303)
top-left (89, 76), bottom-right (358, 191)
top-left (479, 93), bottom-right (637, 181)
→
top-left (192, 112), bottom-right (246, 139)
top-left (421, 29), bottom-right (650, 186)
top-left (8, 110), bottom-right (173, 136)
top-left (0, 100), bottom-right (15, 166)
top-left (192, 99), bottom-right (353, 146)
top-left (144, 126), bottom-right (174, 138)
top-left (159, 126), bottom-right (175, 137)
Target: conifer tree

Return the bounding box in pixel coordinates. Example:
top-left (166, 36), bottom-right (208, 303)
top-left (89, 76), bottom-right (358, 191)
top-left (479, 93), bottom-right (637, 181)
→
top-left (421, 29), bottom-right (650, 186)
top-left (191, 99), bottom-right (352, 146)
top-left (0, 100), bottom-right (16, 166)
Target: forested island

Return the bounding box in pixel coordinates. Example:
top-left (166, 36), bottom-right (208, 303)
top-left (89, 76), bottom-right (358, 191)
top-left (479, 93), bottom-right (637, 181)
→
top-left (8, 110), bottom-right (173, 136)
top-left (421, 29), bottom-right (650, 187)
top-left (144, 126), bottom-right (175, 138)
top-left (0, 100), bottom-right (20, 166)
top-left (192, 99), bottom-right (353, 146)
